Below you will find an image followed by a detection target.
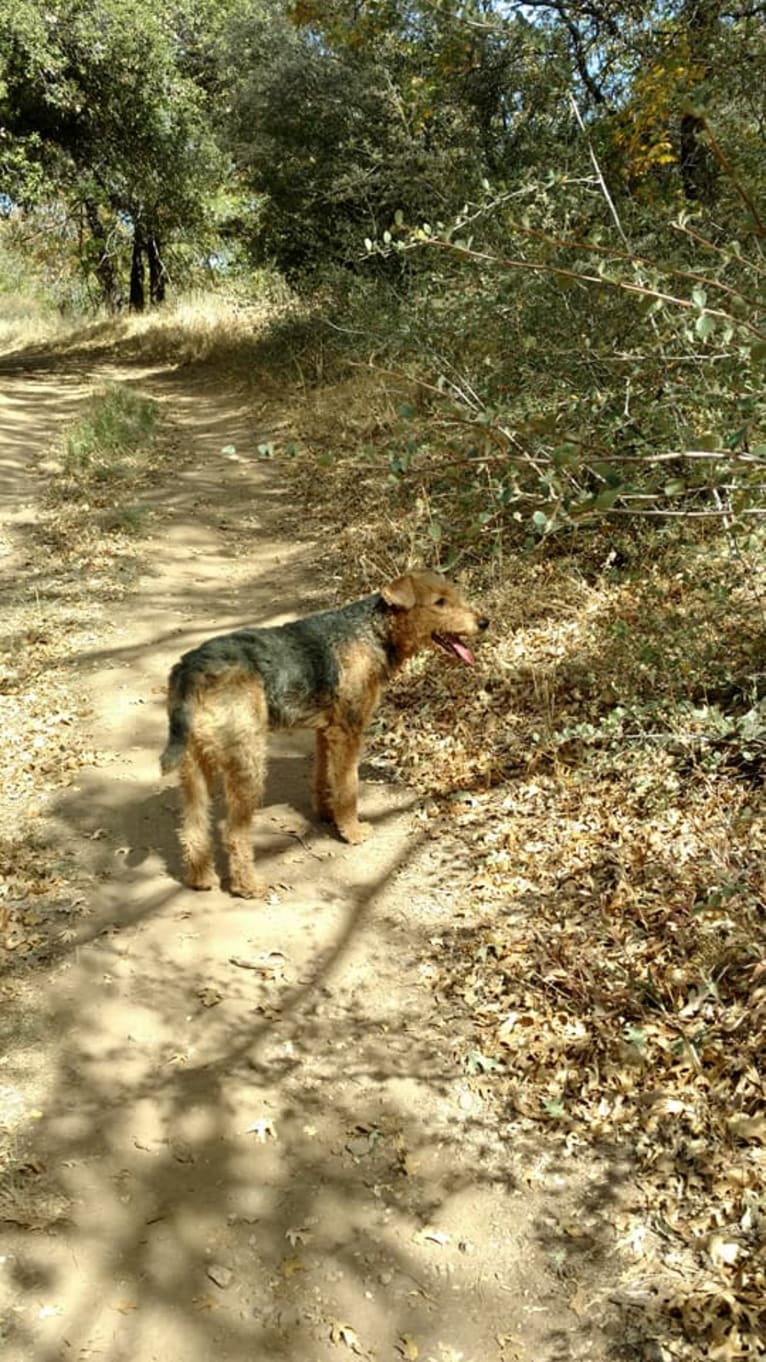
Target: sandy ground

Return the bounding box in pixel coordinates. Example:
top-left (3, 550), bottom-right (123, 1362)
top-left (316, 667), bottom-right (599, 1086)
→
top-left (0, 356), bottom-right (628, 1362)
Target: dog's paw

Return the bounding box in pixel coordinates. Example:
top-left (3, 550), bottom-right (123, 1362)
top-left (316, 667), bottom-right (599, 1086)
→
top-left (229, 875), bottom-right (268, 900)
top-left (186, 869), bottom-right (220, 892)
top-left (338, 820), bottom-right (373, 846)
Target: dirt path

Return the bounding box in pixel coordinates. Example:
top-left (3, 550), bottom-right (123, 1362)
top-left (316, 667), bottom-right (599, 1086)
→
top-left (1, 359), bottom-right (620, 1362)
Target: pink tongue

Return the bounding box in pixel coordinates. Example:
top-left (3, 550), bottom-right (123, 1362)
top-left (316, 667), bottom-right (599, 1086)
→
top-left (452, 639), bottom-right (475, 666)
top-left (434, 632), bottom-right (475, 665)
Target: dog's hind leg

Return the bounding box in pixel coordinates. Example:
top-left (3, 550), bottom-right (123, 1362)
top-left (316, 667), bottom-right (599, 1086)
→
top-left (221, 734), bottom-right (267, 900)
top-left (179, 746), bottom-right (219, 891)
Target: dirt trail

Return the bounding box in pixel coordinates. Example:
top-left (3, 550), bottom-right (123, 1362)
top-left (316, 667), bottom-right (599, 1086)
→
top-left (1, 359), bottom-right (616, 1362)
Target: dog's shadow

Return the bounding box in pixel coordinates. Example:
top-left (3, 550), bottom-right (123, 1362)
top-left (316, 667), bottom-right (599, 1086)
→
top-left (55, 735), bottom-right (385, 891)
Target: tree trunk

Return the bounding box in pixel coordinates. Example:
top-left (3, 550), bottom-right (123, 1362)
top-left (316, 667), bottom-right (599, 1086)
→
top-left (84, 200), bottom-right (123, 312)
top-left (146, 233), bottom-right (168, 305)
top-left (679, 0), bottom-right (718, 205)
top-left (679, 110), bottom-right (716, 204)
top-left (130, 225), bottom-right (146, 312)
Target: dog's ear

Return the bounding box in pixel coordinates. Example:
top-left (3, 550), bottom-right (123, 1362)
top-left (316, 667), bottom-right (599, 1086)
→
top-left (381, 574), bottom-right (417, 610)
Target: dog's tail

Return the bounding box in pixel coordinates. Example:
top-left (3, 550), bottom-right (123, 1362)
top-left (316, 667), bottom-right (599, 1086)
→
top-left (160, 662), bottom-right (193, 774)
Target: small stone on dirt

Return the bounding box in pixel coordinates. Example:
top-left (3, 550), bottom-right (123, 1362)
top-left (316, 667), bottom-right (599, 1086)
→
top-left (206, 1263), bottom-right (233, 1289)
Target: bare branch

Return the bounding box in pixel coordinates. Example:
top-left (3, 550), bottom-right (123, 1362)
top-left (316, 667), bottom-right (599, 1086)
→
top-left (701, 118), bottom-right (766, 235)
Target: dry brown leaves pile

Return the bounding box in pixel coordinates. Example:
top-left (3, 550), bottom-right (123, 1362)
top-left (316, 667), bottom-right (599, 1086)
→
top-left (0, 590), bottom-right (102, 972)
top-left (278, 394), bottom-right (766, 1360)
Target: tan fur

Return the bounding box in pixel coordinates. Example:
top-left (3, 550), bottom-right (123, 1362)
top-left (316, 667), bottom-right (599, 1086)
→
top-left (163, 570), bottom-right (487, 898)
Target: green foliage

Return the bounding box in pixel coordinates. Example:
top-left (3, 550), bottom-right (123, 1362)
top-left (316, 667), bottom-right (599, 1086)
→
top-left (41, 382), bottom-right (167, 563)
top-left (353, 148), bottom-right (766, 547)
top-left (0, 224), bottom-right (64, 327)
top-left (0, 0), bottom-right (234, 306)
top-left (211, 4), bottom-right (766, 543)
top-left (223, 4), bottom-right (488, 279)
top-left (3, 1), bottom-right (766, 549)
top-left (2, 0), bottom-right (765, 312)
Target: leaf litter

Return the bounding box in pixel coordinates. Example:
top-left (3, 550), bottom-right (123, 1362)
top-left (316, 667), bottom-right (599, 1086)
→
top-left (275, 382), bottom-right (766, 1361)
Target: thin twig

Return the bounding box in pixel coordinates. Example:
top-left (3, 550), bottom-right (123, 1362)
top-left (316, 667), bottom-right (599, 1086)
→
top-left (607, 506), bottom-right (765, 517)
top-left (510, 217), bottom-right (755, 311)
top-left (569, 93), bottom-right (631, 250)
top-left (702, 117), bottom-right (766, 236)
top-left (415, 239), bottom-right (766, 338)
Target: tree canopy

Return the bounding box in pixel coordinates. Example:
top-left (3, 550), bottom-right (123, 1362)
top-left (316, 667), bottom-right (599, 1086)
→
top-left (0, 0), bottom-right (229, 306)
top-left (3, 1), bottom-right (765, 301)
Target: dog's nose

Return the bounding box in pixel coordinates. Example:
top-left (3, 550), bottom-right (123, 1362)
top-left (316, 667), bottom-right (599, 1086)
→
top-left (478, 616), bottom-right (490, 632)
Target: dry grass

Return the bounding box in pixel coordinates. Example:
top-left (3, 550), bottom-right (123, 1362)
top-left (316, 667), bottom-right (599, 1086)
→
top-left (0, 306), bottom-right (74, 355)
top-left (0, 287), bottom-right (332, 392)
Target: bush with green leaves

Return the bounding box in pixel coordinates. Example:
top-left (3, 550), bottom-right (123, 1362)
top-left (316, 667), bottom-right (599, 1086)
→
top-left (351, 145), bottom-right (766, 555)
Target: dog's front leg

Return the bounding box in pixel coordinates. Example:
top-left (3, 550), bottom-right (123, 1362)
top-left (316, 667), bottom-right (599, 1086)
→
top-left (323, 725), bottom-right (372, 844)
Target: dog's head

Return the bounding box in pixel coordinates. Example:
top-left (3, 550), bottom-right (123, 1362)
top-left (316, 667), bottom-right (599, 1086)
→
top-left (381, 569), bottom-right (489, 665)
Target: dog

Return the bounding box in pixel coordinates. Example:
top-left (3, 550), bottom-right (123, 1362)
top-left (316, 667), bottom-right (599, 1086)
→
top-left (160, 570), bottom-right (488, 898)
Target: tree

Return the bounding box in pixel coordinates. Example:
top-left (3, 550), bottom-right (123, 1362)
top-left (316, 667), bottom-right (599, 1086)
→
top-left (223, 1), bottom-right (574, 278)
top-left (0, 0), bottom-right (232, 308)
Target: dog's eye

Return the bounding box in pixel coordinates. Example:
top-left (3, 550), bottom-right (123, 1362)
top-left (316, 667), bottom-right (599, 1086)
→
top-left (435, 597), bottom-right (447, 607)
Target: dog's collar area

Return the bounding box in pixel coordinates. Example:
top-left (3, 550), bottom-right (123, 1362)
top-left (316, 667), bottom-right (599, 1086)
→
top-left (432, 632), bottom-right (475, 666)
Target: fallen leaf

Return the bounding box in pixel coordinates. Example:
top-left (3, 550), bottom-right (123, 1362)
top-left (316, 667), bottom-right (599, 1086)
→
top-left (285, 1225), bottom-right (312, 1247)
top-left (192, 1295), bottom-right (218, 1312)
top-left (727, 1113), bottom-right (766, 1144)
top-left (568, 1284), bottom-right (589, 1318)
top-left (245, 1118), bottom-right (277, 1142)
top-left (196, 986), bottom-right (222, 1009)
top-left (329, 1320), bottom-right (363, 1353)
top-left (414, 1226), bottom-right (451, 1246)
top-left (37, 1304), bottom-right (63, 1320)
top-left (708, 1235), bottom-right (740, 1268)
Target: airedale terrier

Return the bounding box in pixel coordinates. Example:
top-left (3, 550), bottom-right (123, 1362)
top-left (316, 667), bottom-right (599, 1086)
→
top-left (160, 570), bottom-right (488, 898)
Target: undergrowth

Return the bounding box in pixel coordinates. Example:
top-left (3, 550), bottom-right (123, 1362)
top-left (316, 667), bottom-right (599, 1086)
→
top-left (62, 383), bottom-right (158, 477)
top-left (278, 363), bottom-right (766, 1361)
top-left (41, 382), bottom-right (175, 552)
